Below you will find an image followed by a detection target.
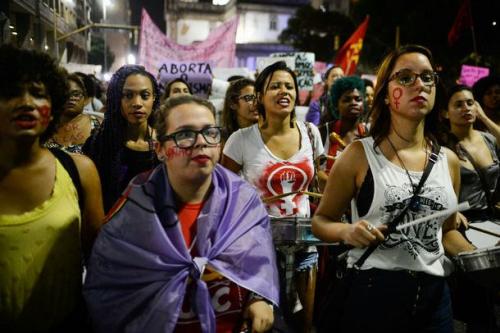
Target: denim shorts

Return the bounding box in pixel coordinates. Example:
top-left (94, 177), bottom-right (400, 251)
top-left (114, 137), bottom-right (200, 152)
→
top-left (294, 250), bottom-right (319, 272)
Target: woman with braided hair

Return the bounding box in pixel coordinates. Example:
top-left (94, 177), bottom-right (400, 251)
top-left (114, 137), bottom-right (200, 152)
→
top-left (83, 65), bottom-right (161, 212)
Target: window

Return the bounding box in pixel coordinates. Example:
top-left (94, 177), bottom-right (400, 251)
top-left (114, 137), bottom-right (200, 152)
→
top-left (269, 14), bottom-right (277, 31)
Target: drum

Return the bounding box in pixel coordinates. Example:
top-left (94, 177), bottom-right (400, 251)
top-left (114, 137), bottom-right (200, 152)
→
top-left (454, 221), bottom-right (500, 290)
top-left (270, 217), bottom-right (325, 245)
top-left (453, 246), bottom-right (500, 290)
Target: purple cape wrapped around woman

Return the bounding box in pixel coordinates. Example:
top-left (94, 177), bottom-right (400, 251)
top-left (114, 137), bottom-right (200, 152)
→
top-left (83, 164), bottom-right (279, 333)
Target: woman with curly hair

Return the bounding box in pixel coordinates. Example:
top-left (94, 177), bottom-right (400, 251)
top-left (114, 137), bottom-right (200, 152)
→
top-left (83, 65), bottom-right (161, 212)
top-left (0, 45), bottom-right (103, 331)
top-left (319, 76), bottom-right (366, 174)
top-left (221, 78), bottom-right (257, 138)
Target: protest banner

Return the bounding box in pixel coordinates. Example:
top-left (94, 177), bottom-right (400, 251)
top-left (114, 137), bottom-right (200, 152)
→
top-left (139, 9), bottom-right (238, 75)
top-left (459, 64), bottom-right (490, 87)
top-left (271, 52), bottom-right (315, 90)
top-left (157, 60), bottom-right (213, 98)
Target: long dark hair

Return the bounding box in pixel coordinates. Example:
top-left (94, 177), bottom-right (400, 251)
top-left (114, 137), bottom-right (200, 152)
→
top-left (369, 44), bottom-right (445, 148)
top-left (83, 65), bottom-right (160, 211)
top-left (438, 84), bottom-right (474, 160)
top-left (221, 78), bottom-right (255, 137)
top-left (254, 61), bottom-right (299, 128)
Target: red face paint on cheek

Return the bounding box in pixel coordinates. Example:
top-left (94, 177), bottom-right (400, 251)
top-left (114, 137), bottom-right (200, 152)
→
top-left (165, 147), bottom-right (191, 159)
top-left (392, 88), bottom-right (403, 110)
top-left (38, 106), bottom-right (52, 126)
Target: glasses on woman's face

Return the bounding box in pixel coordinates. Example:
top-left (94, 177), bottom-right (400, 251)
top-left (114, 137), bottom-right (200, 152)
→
top-left (238, 94), bottom-right (257, 103)
top-left (389, 69), bottom-right (438, 87)
top-left (69, 90), bottom-right (84, 100)
top-left (161, 126), bottom-right (222, 149)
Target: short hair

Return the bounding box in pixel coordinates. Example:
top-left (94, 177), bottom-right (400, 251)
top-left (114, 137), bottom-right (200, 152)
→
top-left (67, 73), bottom-right (88, 98)
top-left (0, 44), bottom-right (69, 143)
top-left (254, 61), bottom-right (299, 128)
top-left (472, 75), bottom-right (500, 108)
top-left (322, 65), bottom-right (343, 81)
top-left (363, 78), bottom-right (374, 89)
top-left (328, 76), bottom-right (365, 120)
top-left (369, 44), bottom-right (445, 147)
top-left (221, 78), bottom-right (255, 137)
top-left (161, 78), bottom-right (193, 101)
top-left (155, 95), bottom-right (216, 143)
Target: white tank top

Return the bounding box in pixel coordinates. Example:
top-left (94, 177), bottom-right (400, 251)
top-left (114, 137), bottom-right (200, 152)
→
top-left (348, 137), bottom-right (457, 276)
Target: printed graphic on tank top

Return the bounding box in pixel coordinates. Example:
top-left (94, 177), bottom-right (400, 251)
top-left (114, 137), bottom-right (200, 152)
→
top-left (349, 137), bottom-right (457, 276)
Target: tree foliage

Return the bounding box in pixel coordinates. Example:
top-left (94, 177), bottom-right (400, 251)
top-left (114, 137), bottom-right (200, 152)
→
top-left (279, 5), bottom-right (354, 62)
top-left (281, 1), bottom-right (500, 83)
top-left (88, 36), bottom-right (115, 72)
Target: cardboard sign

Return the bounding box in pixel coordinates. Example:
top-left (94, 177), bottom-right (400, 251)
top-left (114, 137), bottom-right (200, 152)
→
top-left (459, 65), bottom-right (490, 87)
top-left (256, 56), bottom-right (295, 73)
top-left (272, 52), bottom-right (315, 91)
top-left (212, 67), bottom-right (255, 81)
top-left (157, 60), bottom-right (213, 98)
top-left (210, 78), bottom-right (230, 99)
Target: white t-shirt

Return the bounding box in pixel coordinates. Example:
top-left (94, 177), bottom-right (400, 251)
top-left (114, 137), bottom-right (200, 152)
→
top-left (223, 121), bottom-right (324, 218)
top-left (349, 137), bottom-right (457, 276)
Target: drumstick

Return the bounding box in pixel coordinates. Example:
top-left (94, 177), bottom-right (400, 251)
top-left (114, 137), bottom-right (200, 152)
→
top-left (468, 225), bottom-right (500, 238)
top-left (300, 191), bottom-right (323, 199)
top-left (262, 190), bottom-right (323, 203)
top-left (262, 191), bottom-right (300, 203)
top-left (396, 202), bottom-right (470, 231)
top-left (329, 132), bottom-right (347, 148)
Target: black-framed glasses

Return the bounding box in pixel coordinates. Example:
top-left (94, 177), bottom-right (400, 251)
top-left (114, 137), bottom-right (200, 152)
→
top-left (389, 69), bottom-right (438, 87)
top-left (160, 126), bottom-right (222, 148)
top-left (238, 94), bottom-right (257, 103)
top-left (68, 90), bottom-right (84, 100)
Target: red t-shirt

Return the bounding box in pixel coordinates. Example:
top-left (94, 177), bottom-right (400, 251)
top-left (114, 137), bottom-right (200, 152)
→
top-left (174, 202), bottom-right (249, 333)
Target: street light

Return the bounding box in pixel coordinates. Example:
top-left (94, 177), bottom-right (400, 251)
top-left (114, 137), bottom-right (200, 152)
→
top-left (102, 0), bottom-right (113, 72)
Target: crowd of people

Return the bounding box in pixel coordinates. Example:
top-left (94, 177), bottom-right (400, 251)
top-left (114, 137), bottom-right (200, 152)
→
top-left (1, 42), bottom-right (499, 333)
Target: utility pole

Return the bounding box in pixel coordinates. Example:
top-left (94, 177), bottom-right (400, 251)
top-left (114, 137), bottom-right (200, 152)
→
top-left (102, 0), bottom-right (107, 72)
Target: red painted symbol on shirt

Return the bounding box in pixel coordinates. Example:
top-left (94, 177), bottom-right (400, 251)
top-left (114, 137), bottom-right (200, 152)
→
top-left (392, 88), bottom-right (403, 110)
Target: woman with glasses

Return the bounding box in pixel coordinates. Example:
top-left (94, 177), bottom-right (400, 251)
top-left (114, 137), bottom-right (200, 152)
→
top-left (221, 78), bottom-right (258, 139)
top-left (312, 45), bottom-right (475, 332)
top-left (84, 95), bottom-right (278, 333)
top-left (45, 73), bottom-right (101, 154)
top-left (83, 65), bottom-right (160, 212)
top-left (222, 61), bottom-right (324, 333)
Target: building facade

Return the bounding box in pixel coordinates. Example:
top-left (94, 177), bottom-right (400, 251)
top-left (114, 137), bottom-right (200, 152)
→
top-left (0, 0), bottom-right (92, 63)
top-left (164, 0), bottom-right (309, 70)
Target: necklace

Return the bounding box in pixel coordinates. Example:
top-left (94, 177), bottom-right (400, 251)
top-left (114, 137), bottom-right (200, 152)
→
top-left (387, 137), bottom-right (428, 210)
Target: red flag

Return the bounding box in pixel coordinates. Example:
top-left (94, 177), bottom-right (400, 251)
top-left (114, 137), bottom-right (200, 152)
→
top-left (448, 0), bottom-right (473, 45)
top-left (334, 16), bottom-right (369, 76)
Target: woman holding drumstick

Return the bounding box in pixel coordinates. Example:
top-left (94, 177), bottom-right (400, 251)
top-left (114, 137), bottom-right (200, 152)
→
top-left (312, 45), bottom-right (475, 332)
top-left (222, 61), bottom-right (324, 333)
